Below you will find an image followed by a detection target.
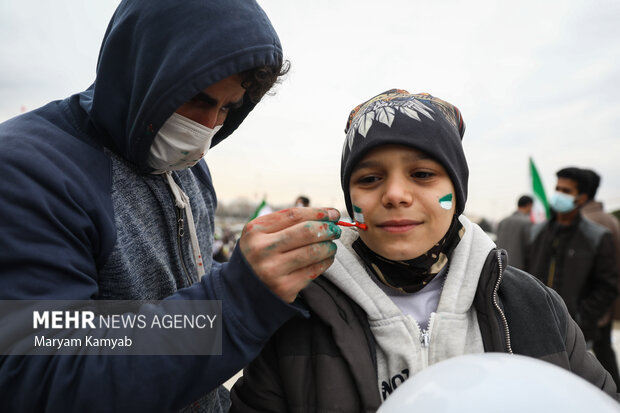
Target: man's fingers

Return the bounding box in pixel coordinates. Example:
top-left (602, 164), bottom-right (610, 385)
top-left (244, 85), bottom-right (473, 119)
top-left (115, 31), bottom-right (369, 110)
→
top-left (290, 254), bottom-right (336, 281)
top-left (272, 221), bottom-right (342, 254)
top-left (271, 255), bottom-right (337, 303)
top-left (237, 206), bottom-right (342, 304)
top-left (240, 220), bottom-right (341, 259)
top-left (251, 240), bottom-right (337, 278)
top-left (242, 207), bottom-right (340, 235)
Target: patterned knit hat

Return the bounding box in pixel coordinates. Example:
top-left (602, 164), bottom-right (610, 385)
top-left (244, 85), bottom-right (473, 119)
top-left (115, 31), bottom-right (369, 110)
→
top-left (341, 89), bottom-right (468, 217)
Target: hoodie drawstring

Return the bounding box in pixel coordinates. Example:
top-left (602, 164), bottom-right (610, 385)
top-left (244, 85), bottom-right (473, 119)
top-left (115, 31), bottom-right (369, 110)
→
top-left (164, 171), bottom-right (205, 279)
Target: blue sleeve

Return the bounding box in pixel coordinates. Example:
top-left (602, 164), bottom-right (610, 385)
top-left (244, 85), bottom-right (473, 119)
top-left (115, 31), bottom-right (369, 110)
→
top-left (0, 118), bottom-right (304, 411)
top-left (0, 245), bottom-right (304, 412)
top-left (0, 124), bottom-right (300, 412)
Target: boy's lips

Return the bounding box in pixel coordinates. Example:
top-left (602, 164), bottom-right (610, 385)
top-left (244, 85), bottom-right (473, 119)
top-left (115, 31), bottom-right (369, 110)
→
top-left (376, 219), bottom-right (422, 233)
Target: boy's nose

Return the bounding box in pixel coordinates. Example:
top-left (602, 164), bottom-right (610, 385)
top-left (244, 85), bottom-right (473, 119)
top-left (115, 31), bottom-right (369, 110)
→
top-left (382, 176), bottom-right (413, 207)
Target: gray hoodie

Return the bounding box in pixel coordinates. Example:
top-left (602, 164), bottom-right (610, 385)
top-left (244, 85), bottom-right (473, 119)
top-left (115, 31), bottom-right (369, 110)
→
top-left (325, 215), bottom-right (491, 399)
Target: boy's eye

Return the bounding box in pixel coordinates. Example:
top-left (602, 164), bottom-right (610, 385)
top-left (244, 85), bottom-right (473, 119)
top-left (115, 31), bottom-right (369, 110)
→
top-left (412, 171), bottom-right (434, 179)
top-left (357, 175), bottom-right (381, 184)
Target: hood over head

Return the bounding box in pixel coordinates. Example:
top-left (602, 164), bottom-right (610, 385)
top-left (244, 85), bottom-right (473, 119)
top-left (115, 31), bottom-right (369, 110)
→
top-left (79, 0), bottom-right (282, 170)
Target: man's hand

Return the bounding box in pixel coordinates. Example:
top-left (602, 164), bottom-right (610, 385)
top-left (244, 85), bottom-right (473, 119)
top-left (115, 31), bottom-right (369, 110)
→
top-left (239, 207), bottom-right (341, 303)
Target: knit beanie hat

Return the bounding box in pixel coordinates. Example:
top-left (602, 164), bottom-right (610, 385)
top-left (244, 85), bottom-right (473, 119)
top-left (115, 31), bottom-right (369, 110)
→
top-left (341, 89), bottom-right (468, 217)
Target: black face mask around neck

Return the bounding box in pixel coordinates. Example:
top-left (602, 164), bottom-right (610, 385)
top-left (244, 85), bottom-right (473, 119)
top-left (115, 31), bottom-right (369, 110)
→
top-left (352, 215), bottom-right (464, 293)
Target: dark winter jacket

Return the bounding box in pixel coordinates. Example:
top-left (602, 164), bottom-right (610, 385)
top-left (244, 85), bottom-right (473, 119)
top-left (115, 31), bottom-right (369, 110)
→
top-left (527, 214), bottom-right (619, 340)
top-left (231, 223), bottom-right (618, 412)
top-left (0, 0), bottom-right (300, 411)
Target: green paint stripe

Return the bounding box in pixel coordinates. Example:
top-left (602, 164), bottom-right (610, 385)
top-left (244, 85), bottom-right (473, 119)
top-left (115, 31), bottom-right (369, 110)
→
top-left (439, 194), bottom-right (453, 203)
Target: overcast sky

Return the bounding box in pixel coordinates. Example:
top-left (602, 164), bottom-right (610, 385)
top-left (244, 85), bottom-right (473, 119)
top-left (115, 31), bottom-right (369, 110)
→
top-left (2, 0), bottom-right (619, 221)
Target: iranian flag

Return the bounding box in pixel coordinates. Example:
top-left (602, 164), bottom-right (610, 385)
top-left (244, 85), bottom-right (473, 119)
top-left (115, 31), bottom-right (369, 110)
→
top-left (249, 198), bottom-right (273, 221)
top-left (529, 157), bottom-right (549, 223)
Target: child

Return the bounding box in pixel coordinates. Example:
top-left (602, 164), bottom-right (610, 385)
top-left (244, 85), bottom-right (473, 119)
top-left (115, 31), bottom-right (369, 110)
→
top-left (230, 90), bottom-right (618, 411)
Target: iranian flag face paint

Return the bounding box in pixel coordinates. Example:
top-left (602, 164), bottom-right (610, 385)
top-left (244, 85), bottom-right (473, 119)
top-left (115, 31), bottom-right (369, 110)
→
top-left (439, 194), bottom-right (453, 210)
top-left (353, 205), bottom-right (366, 224)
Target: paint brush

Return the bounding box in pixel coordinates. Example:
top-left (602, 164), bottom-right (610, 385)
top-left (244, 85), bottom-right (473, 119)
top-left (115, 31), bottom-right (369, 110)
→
top-left (337, 204), bottom-right (368, 230)
top-left (336, 221), bottom-right (368, 230)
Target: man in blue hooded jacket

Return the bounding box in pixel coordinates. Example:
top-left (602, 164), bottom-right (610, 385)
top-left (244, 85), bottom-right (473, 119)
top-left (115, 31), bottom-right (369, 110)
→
top-left (0, 0), bottom-right (341, 411)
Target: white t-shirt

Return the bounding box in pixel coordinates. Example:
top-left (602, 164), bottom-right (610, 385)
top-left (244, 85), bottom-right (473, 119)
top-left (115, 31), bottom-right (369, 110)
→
top-left (370, 266), bottom-right (447, 331)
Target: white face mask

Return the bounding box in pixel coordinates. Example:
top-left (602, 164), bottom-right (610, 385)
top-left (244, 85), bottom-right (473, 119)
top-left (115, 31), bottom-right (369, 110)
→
top-left (147, 113), bottom-right (222, 173)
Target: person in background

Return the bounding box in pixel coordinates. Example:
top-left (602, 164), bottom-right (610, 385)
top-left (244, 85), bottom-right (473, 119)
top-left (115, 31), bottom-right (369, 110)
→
top-left (527, 167), bottom-right (618, 371)
top-left (295, 195), bottom-right (311, 207)
top-left (581, 168), bottom-right (620, 387)
top-left (495, 195), bottom-right (533, 269)
top-left (230, 90), bottom-right (618, 412)
top-left (0, 0), bottom-right (341, 411)
top-left (213, 227), bottom-right (236, 263)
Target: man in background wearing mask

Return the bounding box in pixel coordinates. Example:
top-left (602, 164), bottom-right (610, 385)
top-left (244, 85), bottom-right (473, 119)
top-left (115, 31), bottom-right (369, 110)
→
top-left (581, 168), bottom-right (620, 388)
top-left (526, 167), bottom-right (618, 368)
top-left (0, 0), bottom-right (340, 411)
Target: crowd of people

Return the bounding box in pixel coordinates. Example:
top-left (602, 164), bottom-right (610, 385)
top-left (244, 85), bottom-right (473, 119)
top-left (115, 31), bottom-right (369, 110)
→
top-left (0, 0), bottom-right (618, 411)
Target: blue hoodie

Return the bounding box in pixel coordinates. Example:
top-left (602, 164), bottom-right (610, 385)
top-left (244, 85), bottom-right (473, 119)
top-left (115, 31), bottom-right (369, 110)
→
top-left (0, 0), bottom-right (302, 411)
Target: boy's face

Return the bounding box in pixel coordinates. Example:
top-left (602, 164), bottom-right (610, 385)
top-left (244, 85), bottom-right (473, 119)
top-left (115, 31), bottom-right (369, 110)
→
top-left (349, 144), bottom-right (455, 261)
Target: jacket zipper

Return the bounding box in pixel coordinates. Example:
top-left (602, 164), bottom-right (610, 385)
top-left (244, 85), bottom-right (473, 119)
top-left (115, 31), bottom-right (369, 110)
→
top-left (417, 313), bottom-right (435, 369)
top-left (420, 329), bottom-right (430, 348)
top-left (163, 175), bottom-right (193, 287)
top-left (547, 238), bottom-right (559, 288)
top-left (418, 268), bottom-right (446, 364)
top-left (493, 250), bottom-right (513, 354)
top-left (175, 205), bottom-right (193, 286)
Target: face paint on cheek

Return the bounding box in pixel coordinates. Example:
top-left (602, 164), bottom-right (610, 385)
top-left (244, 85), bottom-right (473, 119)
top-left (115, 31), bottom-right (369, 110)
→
top-left (337, 204), bottom-right (368, 230)
top-left (352, 204), bottom-right (365, 224)
top-left (439, 193), bottom-right (453, 210)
